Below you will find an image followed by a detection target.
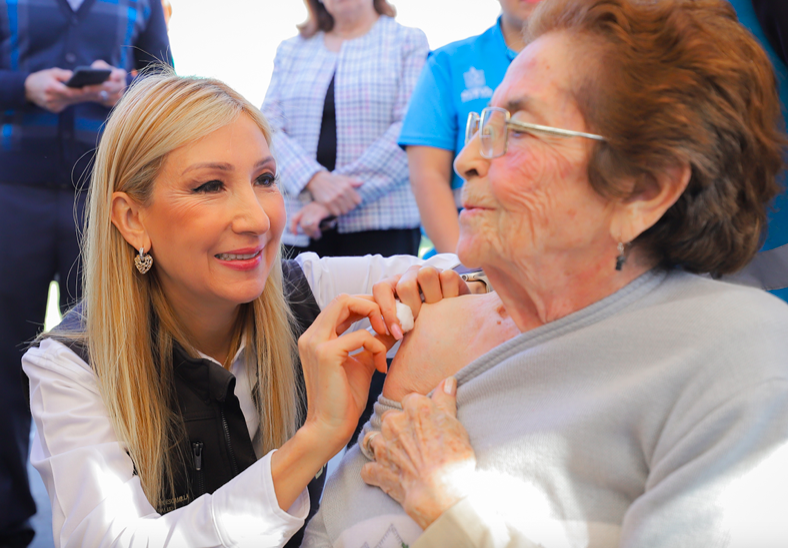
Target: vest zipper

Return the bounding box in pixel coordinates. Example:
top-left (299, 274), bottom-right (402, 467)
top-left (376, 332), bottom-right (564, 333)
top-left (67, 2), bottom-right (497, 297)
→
top-left (221, 406), bottom-right (240, 476)
top-left (192, 441), bottom-right (205, 497)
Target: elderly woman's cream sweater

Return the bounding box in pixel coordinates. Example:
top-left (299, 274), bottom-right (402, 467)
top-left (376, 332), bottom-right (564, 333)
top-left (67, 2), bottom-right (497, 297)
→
top-left (304, 269), bottom-right (788, 548)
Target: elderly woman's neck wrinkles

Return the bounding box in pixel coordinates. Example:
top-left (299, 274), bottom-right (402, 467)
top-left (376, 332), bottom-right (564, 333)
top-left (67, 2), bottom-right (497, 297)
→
top-left (485, 248), bottom-right (653, 330)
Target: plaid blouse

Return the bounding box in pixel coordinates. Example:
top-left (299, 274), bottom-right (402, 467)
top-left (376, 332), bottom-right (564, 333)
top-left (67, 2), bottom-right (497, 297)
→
top-left (262, 16), bottom-right (428, 246)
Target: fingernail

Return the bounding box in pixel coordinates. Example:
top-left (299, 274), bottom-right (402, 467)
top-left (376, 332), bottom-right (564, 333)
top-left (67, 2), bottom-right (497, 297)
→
top-left (444, 376), bottom-right (456, 396)
top-left (391, 323), bottom-right (403, 341)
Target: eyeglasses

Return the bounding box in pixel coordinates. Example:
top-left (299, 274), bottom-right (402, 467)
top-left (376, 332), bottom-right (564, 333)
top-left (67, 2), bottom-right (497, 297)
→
top-left (465, 106), bottom-right (606, 159)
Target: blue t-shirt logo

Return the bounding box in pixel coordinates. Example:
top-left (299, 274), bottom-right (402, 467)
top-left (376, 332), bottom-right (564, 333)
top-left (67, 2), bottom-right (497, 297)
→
top-left (461, 67), bottom-right (493, 103)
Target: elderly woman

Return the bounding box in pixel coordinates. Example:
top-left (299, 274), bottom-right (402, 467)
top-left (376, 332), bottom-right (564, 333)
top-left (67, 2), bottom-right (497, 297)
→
top-left (302, 0), bottom-right (788, 546)
top-left (20, 72), bottom-right (463, 548)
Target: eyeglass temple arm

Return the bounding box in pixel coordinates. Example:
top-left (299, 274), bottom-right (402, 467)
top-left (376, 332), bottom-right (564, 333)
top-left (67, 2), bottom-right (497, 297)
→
top-left (507, 120), bottom-right (606, 142)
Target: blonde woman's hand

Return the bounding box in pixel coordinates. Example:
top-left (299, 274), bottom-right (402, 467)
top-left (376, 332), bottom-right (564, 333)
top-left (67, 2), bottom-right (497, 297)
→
top-left (298, 294), bottom-right (396, 454)
top-left (372, 265), bottom-right (470, 340)
top-left (361, 377), bottom-right (476, 530)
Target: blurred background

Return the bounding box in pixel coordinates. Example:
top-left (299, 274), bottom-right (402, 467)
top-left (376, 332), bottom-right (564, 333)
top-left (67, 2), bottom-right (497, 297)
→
top-left (166, 0), bottom-right (502, 107)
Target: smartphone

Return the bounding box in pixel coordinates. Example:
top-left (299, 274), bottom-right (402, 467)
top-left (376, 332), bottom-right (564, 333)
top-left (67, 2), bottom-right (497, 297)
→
top-left (65, 67), bottom-right (112, 88)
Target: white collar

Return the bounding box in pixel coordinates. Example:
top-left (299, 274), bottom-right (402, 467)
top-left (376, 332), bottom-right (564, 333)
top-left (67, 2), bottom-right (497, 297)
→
top-left (195, 333), bottom-right (248, 369)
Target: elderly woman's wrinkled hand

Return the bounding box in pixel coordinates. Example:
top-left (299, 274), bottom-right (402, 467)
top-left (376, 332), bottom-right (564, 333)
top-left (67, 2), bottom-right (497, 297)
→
top-left (361, 378), bottom-right (477, 530)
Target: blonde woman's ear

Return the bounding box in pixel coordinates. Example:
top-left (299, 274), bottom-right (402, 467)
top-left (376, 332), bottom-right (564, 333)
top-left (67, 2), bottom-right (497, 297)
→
top-left (110, 191), bottom-right (150, 251)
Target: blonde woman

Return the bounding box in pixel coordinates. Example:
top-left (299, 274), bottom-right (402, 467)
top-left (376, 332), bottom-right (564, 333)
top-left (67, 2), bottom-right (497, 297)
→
top-left (22, 72), bottom-right (463, 548)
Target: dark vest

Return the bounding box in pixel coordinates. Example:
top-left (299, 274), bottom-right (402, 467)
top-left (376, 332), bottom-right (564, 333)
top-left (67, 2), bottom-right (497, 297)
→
top-left (49, 260), bottom-right (324, 548)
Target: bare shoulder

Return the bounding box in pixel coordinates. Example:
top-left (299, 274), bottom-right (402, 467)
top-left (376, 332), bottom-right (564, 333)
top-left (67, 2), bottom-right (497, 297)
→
top-left (384, 294), bottom-right (520, 400)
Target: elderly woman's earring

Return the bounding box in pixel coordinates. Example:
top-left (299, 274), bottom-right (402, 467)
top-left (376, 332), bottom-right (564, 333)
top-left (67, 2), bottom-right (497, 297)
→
top-left (134, 247), bottom-right (153, 274)
top-left (615, 242), bottom-right (627, 271)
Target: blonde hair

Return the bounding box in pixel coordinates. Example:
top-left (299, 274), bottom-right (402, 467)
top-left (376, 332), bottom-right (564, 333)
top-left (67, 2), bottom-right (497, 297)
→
top-left (66, 71), bottom-right (299, 509)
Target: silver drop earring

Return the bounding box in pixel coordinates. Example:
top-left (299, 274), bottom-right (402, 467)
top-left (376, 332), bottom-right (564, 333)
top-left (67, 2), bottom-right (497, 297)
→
top-left (615, 242), bottom-right (627, 271)
top-left (134, 247), bottom-right (153, 274)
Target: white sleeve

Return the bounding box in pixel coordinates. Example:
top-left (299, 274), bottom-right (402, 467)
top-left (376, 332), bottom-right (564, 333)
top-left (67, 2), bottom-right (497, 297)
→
top-left (294, 252), bottom-right (461, 310)
top-left (24, 338), bottom-right (309, 548)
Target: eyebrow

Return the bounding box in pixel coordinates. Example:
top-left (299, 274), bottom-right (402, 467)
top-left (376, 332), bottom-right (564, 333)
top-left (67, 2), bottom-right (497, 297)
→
top-left (181, 156), bottom-right (276, 176)
top-left (505, 98), bottom-right (532, 115)
top-left (505, 97), bottom-right (552, 126)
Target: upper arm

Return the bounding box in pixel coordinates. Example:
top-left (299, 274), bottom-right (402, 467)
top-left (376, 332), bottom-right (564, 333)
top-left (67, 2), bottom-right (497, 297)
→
top-left (383, 296), bottom-right (518, 401)
top-left (23, 340), bottom-right (157, 546)
top-left (261, 40), bottom-right (292, 119)
top-left (399, 53), bottom-right (458, 151)
top-left (133, 0), bottom-right (173, 69)
top-left (261, 38), bottom-right (304, 125)
top-left (395, 28), bottom-right (430, 116)
top-left (0, 70), bottom-right (31, 109)
top-left (383, 298), bottom-right (473, 400)
top-left (407, 146), bottom-right (455, 185)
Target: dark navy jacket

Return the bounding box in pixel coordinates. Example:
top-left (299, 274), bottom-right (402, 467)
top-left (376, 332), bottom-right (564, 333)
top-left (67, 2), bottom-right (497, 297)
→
top-left (752, 0), bottom-right (788, 65)
top-left (0, 0), bottom-right (171, 188)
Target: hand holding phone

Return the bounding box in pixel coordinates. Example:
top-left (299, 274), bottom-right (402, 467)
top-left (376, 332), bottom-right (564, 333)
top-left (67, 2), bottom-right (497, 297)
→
top-left (87, 60), bottom-right (128, 107)
top-left (25, 63), bottom-right (126, 112)
top-left (24, 67), bottom-right (84, 113)
top-left (65, 67), bottom-right (112, 88)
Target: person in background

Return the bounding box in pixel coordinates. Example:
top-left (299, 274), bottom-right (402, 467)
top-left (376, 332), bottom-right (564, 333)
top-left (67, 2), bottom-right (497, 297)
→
top-left (261, 0), bottom-right (427, 259)
top-left (398, 0), bottom-right (542, 255)
top-left (0, 1), bottom-right (171, 545)
top-left (725, 0), bottom-right (788, 301)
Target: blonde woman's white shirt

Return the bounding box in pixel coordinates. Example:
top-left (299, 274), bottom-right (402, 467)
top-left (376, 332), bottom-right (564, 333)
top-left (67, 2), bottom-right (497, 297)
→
top-left (23, 252), bottom-right (459, 548)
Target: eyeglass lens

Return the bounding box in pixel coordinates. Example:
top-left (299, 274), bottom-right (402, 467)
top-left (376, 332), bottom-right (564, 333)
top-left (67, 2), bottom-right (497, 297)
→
top-left (481, 108), bottom-right (507, 159)
top-left (465, 112), bottom-right (480, 146)
top-left (466, 109), bottom-right (509, 158)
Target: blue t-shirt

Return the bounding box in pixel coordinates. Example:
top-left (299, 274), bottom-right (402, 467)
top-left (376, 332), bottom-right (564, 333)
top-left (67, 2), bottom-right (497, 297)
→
top-left (398, 18), bottom-right (517, 193)
top-left (728, 0), bottom-right (788, 300)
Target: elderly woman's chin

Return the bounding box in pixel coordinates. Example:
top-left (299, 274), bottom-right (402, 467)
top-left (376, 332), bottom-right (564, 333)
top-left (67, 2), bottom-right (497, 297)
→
top-left (456, 217), bottom-right (490, 268)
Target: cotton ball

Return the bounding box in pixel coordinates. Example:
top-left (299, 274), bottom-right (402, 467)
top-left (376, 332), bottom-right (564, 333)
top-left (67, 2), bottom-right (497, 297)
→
top-left (395, 300), bottom-right (415, 333)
